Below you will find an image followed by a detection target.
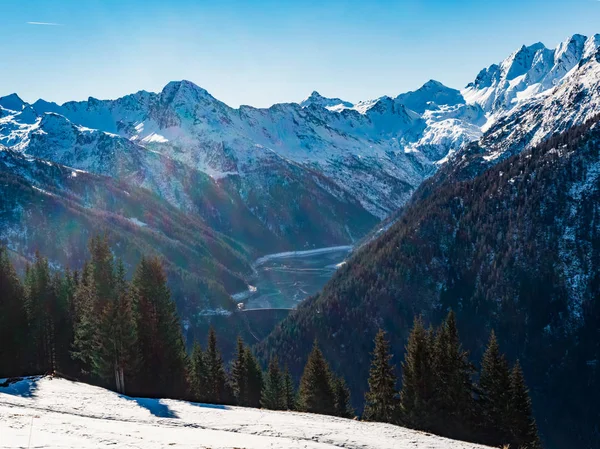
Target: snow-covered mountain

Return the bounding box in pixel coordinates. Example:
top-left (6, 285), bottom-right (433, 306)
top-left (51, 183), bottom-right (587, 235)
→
top-left (0, 376), bottom-right (490, 449)
top-left (1, 32), bottom-right (599, 282)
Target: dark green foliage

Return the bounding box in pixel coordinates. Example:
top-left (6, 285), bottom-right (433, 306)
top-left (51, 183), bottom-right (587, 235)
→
top-left (132, 256), bottom-right (189, 398)
top-left (71, 263), bottom-right (99, 375)
top-left (231, 337), bottom-right (248, 405)
top-left (509, 361), bottom-right (541, 449)
top-left (429, 311), bottom-right (475, 440)
top-left (244, 347), bottom-right (263, 408)
top-left (262, 357), bottom-right (285, 410)
top-left (258, 116), bottom-right (600, 448)
top-left (363, 329), bottom-right (398, 423)
top-left (400, 317), bottom-right (435, 429)
top-left (298, 341), bottom-right (336, 416)
top-left (333, 376), bottom-right (354, 418)
top-left (93, 260), bottom-right (138, 394)
top-left (0, 245), bottom-right (28, 377)
top-left (189, 341), bottom-right (208, 402)
top-left (204, 327), bottom-right (227, 404)
top-left (478, 331), bottom-right (512, 445)
top-left (283, 366), bottom-right (296, 411)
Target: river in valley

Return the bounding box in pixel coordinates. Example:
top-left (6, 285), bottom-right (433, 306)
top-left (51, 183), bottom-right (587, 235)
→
top-left (234, 246), bottom-right (353, 310)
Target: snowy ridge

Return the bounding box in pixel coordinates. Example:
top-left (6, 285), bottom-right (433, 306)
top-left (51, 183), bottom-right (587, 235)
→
top-left (0, 32), bottom-right (599, 248)
top-left (0, 376), bottom-right (490, 449)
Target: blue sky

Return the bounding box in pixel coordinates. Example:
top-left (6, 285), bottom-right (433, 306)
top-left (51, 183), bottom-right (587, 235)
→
top-left (1, 0), bottom-right (599, 107)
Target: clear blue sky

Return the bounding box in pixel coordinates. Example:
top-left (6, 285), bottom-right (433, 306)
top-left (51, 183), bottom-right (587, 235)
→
top-left (1, 0), bottom-right (599, 108)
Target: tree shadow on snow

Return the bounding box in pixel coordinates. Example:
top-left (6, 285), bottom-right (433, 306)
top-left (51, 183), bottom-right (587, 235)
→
top-left (0, 376), bottom-right (42, 398)
top-left (119, 395), bottom-right (179, 418)
top-left (188, 402), bottom-right (230, 410)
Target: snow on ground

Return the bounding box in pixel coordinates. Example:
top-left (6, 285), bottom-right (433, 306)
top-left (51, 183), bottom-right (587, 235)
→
top-left (0, 376), bottom-right (490, 449)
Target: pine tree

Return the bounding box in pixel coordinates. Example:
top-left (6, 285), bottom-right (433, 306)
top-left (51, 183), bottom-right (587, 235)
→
top-left (283, 366), bottom-right (296, 411)
top-left (205, 327), bottom-right (227, 404)
top-left (71, 263), bottom-right (99, 376)
top-left (400, 316), bottom-right (435, 430)
top-left (430, 311), bottom-right (475, 439)
top-left (298, 340), bottom-right (336, 415)
top-left (478, 330), bottom-right (512, 446)
top-left (333, 376), bottom-right (354, 418)
top-left (244, 347), bottom-right (264, 408)
top-left (132, 256), bottom-right (188, 398)
top-left (262, 357), bottom-right (285, 410)
top-left (509, 361), bottom-right (541, 449)
top-left (88, 234), bottom-right (115, 308)
top-left (93, 260), bottom-right (138, 394)
top-left (189, 341), bottom-right (208, 402)
top-left (363, 329), bottom-right (399, 423)
top-left (231, 337), bottom-right (248, 405)
top-left (0, 245), bottom-right (28, 377)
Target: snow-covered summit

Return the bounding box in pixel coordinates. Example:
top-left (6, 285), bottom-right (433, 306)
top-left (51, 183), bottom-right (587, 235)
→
top-left (396, 80), bottom-right (465, 113)
top-left (0, 376), bottom-right (490, 449)
top-left (463, 33), bottom-right (600, 114)
top-left (300, 91), bottom-right (354, 111)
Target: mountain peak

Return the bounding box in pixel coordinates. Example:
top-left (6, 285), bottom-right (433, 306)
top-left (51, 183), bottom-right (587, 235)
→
top-left (299, 91), bottom-right (353, 110)
top-left (0, 93), bottom-right (26, 112)
top-left (396, 80), bottom-right (464, 113)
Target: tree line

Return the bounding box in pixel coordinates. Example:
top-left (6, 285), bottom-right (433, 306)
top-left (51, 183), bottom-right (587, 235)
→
top-left (0, 237), bottom-right (540, 448)
top-left (0, 236), bottom-right (352, 417)
top-left (362, 311), bottom-right (541, 449)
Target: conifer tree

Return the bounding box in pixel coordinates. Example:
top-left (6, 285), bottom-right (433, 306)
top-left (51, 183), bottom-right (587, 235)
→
top-left (509, 361), bottom-right (541, 449)
top-left (333, 376), bottom-right (354, 418)
top-left (283, 366), bottom-right (296, 411)
top-left (88, 234), bottom-right (115, 308)
top-left (0, 245), bottom-right (28, 377)
top-left (231, 337), bottom-right (248, 405)
top-left (400, 317), bottom-right (435, 429)
top-left (298, 340), bottom-right (336, 415)
top-left (262, 357), bottom-right (285, 410)
top-left (189, 341), bottom-right (208, 402)
top-left (93, 260), bottom-right (138, 394)
top-left (244, 347), bottom-right (264, 408)
top-left (71, 263), bottom-right (99, 376)
top-left (205, 327), bottom-right (227, 403)
top-left (478, 330), bottom-right (512, 445)
top-left (133, 256), bottom-right (188, 398)
top-left (430, 311), bottom-right (475, 439)
top-left (363, 329), bottom-right (398, 423)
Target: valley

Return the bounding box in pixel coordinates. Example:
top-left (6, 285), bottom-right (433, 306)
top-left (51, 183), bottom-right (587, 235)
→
top-left (237, 246), bottom-right (352, 309)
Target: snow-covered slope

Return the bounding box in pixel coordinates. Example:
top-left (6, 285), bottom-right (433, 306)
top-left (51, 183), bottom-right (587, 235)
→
top-left (463, 34), bottom-right (600, 118)
top-left (1, 32), bottom-right (599, 263)
top-left (0, 376), bottom-right (489, 449)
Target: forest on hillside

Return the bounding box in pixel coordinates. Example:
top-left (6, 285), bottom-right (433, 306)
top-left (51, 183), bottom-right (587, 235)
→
top-left (257, 117), bottom-right (600, 449)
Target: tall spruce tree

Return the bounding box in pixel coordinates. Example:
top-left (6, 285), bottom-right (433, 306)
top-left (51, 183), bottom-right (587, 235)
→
top-left (189, 341), bottom-right (208, 402)
top-left (262, 357), bottom-right (285, 410)
top-left (298, 340), bottom-right (336, 416)
top-left (430, 311), bottom-right (475, 439)
top-left (71, 263), bottom-right (99, 376)
top-left (509, 361), bottom-right (541, 449)
top-left (244, 347), bottom-right (263, 408)
top-left (478, 330), bottom-right (512, 446)
top-left (400, 316), bottom-right (435, 430)
top-left (363, 329), bottom-right (399, 423)
top-left (0, 245), bottom-right (28, 377)
top-left (133, 256), bottom-right (188, 398)
top-left (283, 366), bottom-right (296, 411)
top-left (93, 260), bottom-right (138, 394)
top-left (231, 337), bottom-right (248, 406)
top-left (333, 376), bottom-right (354, 418)
top-left (205, 327), bottom-right (227, 404)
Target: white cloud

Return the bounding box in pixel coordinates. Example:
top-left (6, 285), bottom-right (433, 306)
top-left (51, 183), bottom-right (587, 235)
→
top-left (26, 22), bottom-right (63, 26)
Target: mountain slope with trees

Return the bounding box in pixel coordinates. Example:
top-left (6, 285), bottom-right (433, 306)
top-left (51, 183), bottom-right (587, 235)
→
top-left (257, 116), bottom-right (600, 449)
